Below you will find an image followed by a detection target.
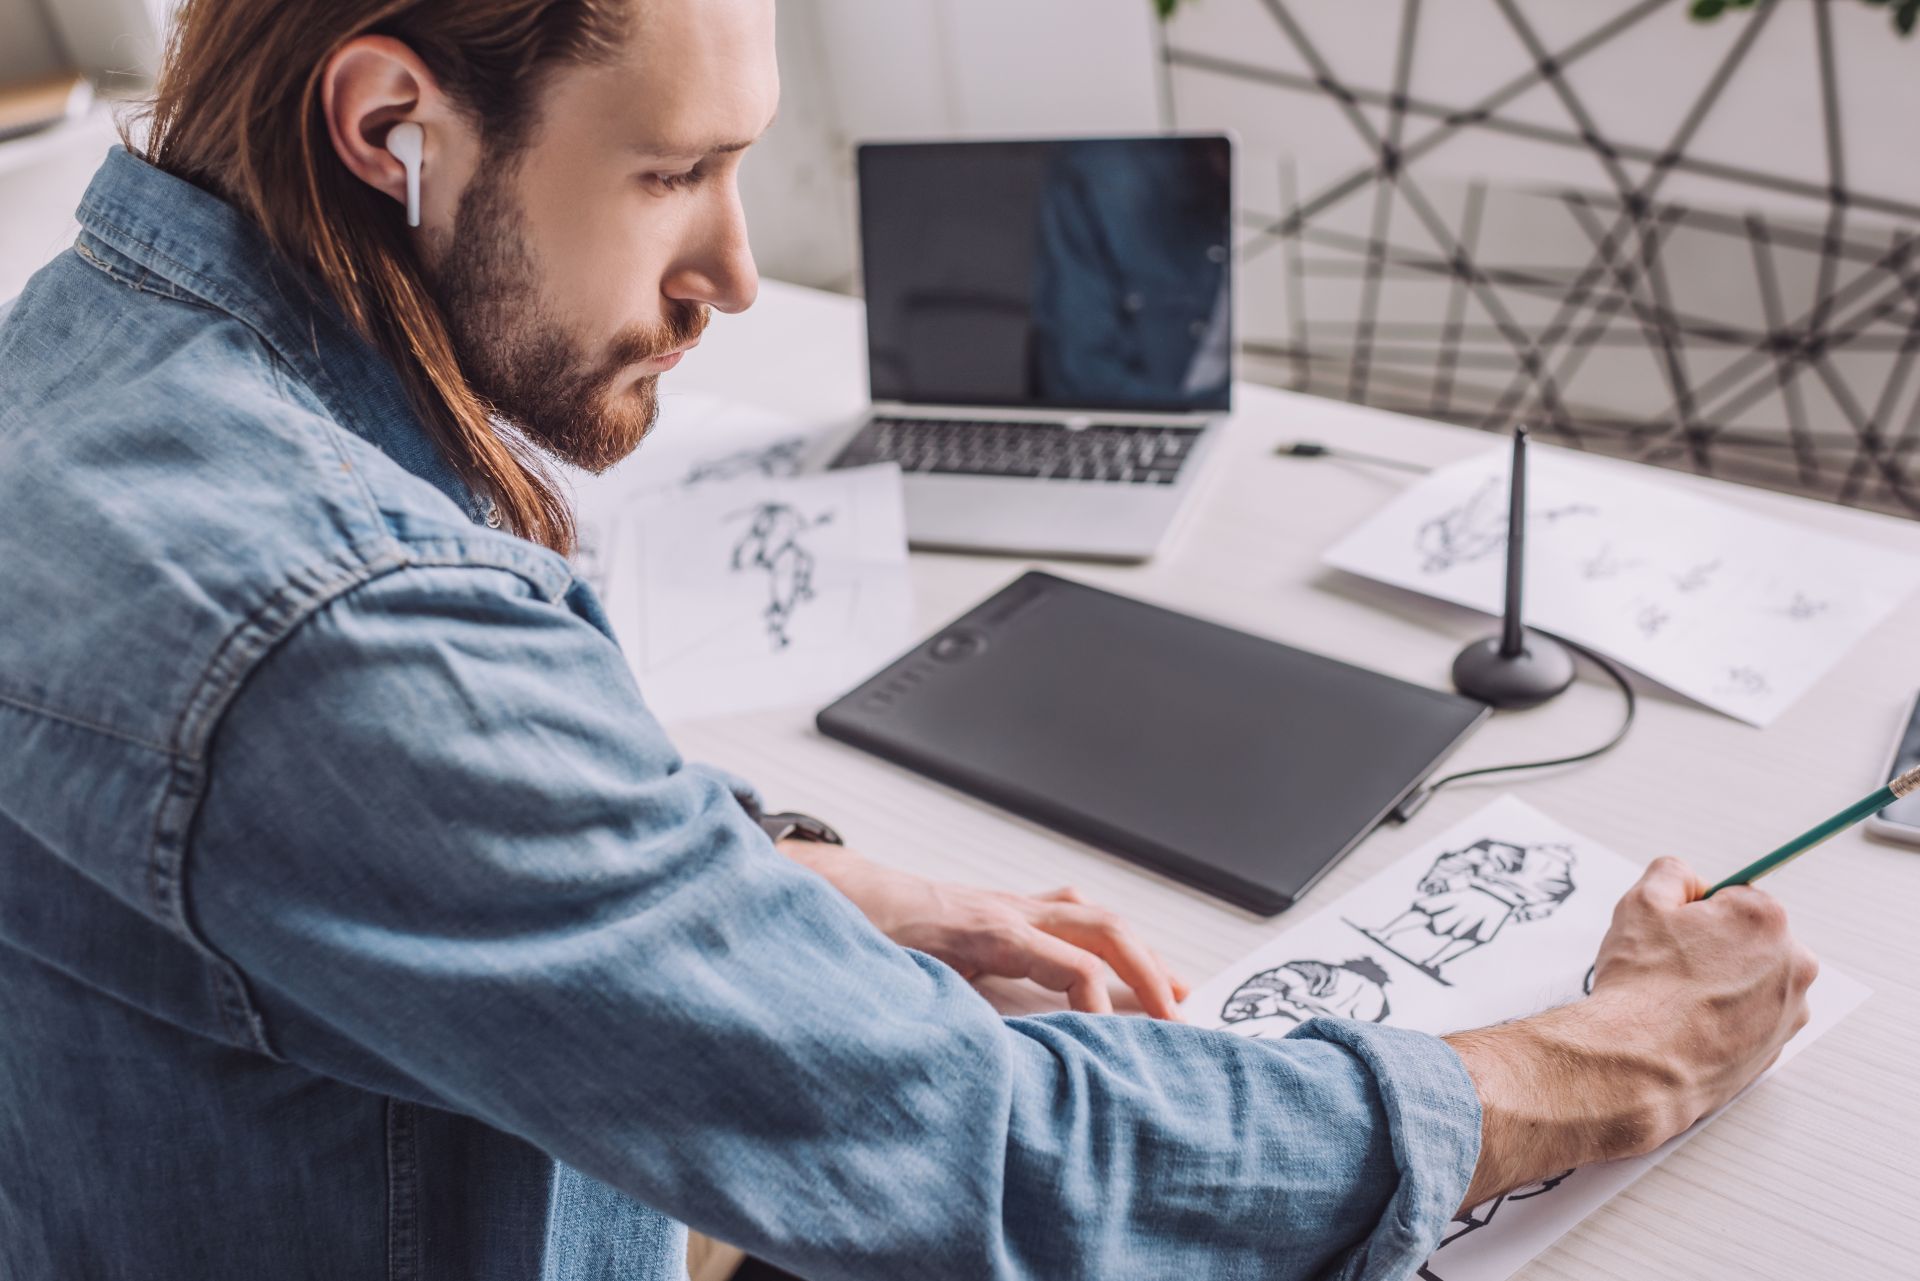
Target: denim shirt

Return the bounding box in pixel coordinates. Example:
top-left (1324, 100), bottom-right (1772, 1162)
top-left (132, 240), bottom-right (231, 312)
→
top-left (0, 147), bottom-right (1482, 1281)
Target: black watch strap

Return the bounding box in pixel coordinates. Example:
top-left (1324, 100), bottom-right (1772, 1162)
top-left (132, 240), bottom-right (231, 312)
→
top-left (755, 809), bottom-right (844, 846)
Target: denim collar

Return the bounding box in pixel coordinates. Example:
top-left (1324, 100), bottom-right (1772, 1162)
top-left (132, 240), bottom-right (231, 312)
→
top-left (73, 146), bottom-right (493, 526)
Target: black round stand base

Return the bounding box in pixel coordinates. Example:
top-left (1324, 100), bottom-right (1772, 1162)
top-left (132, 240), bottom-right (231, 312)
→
top-left (1451, 632), bottom-right (1576, 709)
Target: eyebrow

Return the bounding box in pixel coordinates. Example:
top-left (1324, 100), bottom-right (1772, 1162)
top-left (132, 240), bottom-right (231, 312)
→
top-left (647, 106), bottom-right (780, 160)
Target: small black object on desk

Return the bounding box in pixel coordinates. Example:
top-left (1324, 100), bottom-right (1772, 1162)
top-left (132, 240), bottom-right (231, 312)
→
top-left (1449, 425), bottom-right (1577, 710)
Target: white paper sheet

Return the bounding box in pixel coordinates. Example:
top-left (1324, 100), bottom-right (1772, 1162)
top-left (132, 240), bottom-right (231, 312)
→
top-left (560, 394), bottom-right (909, 724)
top-left (1180, 797), bottom-right (1870, 1281)
top-left (1323, 447), bottom-right (1920, 725)
top-left (591, 464), bottom-right (912, 725)
top-left (569, 393), bottom-right (845, 599)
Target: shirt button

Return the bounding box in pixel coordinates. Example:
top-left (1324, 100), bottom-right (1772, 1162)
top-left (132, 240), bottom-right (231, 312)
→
top-left (1207, 243), bottom-right (1228, 263)
top-left (1189, 319), bottom-right (1208, 338)
top-left (1124, 292), bottom-right (1145, 313)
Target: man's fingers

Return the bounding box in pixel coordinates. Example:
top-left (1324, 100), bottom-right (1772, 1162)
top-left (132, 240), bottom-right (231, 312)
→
top-left (1161, 951), bottom-right (1193, 1004)
top-left (1029, 889), bottom-right (1188, 1008)
top-left (1708, 883), bottom-right (1790, 928)
top-left (1036, 905), bottom-right (1181, 1021)
top-left (1630, 855), bottom-right (1707, 908)
top-left (1020, 930), bottom-right (1114, 1014)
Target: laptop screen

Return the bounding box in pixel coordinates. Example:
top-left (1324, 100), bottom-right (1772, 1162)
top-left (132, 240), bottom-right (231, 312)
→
top-left (857, 136), bottom-right (1233, 414)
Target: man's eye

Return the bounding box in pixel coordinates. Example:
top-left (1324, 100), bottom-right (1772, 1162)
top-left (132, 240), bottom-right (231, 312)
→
top-left (647, 170), bottom-right (703, 193)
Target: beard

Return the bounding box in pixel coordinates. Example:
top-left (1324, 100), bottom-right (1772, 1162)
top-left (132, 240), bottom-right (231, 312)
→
top-left (423, 156), bottom-right (708, 475)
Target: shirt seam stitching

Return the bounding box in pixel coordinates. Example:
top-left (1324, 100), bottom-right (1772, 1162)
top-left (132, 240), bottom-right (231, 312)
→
top-left (147, 547), bottom-right (410, 1054)
top-left (155, 552), bottom-right (581, 1053)
top-left (0, 690), bottom-right (172, 756)
top-left (385, 1098), bottom-right (421, 1281)
top-left (80, 205), bottom-right (265, 321)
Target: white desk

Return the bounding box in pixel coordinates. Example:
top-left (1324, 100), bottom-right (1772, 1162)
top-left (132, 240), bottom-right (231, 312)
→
top-left (666, 279), bottom-right (1920, 1281)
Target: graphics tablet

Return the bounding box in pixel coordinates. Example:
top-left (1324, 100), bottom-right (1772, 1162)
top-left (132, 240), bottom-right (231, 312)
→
top-left (816, 572), bottom-right (1488, 915)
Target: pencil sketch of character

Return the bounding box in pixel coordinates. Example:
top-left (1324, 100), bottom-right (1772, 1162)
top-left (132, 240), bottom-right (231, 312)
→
top-left (1778, 590), bottom-right (1830, 621)
top-left (1415, 476), bottom-right (1597, 574)
top-left (1635, 601), bottom-right (1671, 638)
top-left (1672, 558), bottom-right (1722, 594)
top-left (1719, 665), bottom-right (1771, 698)
top-left (1352, 838), bottom-right (1576, 985)
top-left (1416, 477), bottom-right (1508, 573)
top-left (1416, 1169), bottom-right (1575, 1279)
top-left (683, 435), bottom-right (810, 486)
top-left (1218, 957), bottom-right (1391, 1037)
top-left (1581, 542), bottom-right (1643, 582)
top-left (729, 502), bottom-right (835, 650)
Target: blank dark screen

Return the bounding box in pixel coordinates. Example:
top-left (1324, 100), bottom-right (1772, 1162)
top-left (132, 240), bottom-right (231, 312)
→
top-left (858, 137), bottom-right (1233, 413)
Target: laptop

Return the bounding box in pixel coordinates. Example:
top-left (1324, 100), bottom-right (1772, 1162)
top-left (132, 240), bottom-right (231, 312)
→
top-left (822, 135), bottom-right (1235, 562)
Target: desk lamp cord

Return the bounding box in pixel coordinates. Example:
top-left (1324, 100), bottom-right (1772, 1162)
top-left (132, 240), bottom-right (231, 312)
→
top-left (1390, 628), bottom-right (1637, 824)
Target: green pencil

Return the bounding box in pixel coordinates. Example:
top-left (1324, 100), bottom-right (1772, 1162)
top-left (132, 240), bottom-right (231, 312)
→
top-left (1703, 762), bottom-right (1920, 898)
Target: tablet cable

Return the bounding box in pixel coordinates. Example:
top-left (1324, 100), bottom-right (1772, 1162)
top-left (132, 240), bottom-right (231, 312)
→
top-left (1390, 629), bottom-right (1637, 824)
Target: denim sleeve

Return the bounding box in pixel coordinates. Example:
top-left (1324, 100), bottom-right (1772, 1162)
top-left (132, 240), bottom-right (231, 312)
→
top-left (187, 562), bottom-right (1481, 1280)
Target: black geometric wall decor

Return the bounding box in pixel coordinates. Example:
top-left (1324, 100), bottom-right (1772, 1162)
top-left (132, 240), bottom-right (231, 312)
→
top-left (1160, 0), bottom-right (1920, 516)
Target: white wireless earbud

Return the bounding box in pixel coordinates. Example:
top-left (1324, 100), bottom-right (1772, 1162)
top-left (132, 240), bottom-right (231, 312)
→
top-left (386, 122), bottom-right (423, 227)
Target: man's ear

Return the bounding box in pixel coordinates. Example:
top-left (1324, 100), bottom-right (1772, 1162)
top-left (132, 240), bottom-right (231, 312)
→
top-left (320, 36), bottom-right (469, 230)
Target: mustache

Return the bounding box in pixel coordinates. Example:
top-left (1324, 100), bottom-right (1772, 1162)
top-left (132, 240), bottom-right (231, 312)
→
top-left (606, 302), bottom-right (710, 369)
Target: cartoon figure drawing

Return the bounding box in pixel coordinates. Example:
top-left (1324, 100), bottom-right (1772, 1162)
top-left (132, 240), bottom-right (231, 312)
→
top-left (729, 502), bottom-right (834, 649)
top-left (1580, 541), bottom-right (1644, 582)
top-left (1671, 558), bottom-right (1722, 593)
top-left (1353, 838), bottom-right (1576, 985)
top-left (1778, 590), bottom-right (1830, 621)
top-left (1416, 477), bottom-right (1509, 574)
top-left (684, 436), bottom-right (810, 486)
top-left (1218, 957), bottom-right (1392, 1037)
top-left (1416, 1169), bottom-right (1576, 1278)
top-left (1415, 477), bottom-right (1597, 574)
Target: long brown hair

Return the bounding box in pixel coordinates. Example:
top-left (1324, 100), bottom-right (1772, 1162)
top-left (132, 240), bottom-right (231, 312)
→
top-left (129, 0), bottom-right (633, 556)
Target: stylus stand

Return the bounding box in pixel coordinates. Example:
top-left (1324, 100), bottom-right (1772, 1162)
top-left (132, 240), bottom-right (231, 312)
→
top-left (1452, 630), bottom-right (1576, 710)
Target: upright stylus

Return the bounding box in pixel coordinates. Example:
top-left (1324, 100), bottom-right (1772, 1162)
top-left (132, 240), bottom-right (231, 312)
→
top-left (1449, 424), bottom-right (1576, 709)
top-left (1501, 427), bottom-right (1528, 660)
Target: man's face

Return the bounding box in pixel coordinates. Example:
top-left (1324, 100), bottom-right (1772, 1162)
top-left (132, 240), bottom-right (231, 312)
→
top-left (423, 0), bottom-right (777, 473)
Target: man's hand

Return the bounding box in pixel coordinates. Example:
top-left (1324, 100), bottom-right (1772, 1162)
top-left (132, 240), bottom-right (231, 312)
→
top-left (777, 840), bottom-right (1189, 1020)
top-left (1445, 856), bottom-right (1817, 1211)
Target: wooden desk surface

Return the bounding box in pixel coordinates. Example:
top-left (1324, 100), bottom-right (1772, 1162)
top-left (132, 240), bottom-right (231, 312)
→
top-left (662, 279), bottom-right (1920, 1280)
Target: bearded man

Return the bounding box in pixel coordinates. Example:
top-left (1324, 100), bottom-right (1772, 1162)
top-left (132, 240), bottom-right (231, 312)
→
top-left (0, 3), bottom-right (1819, 1278)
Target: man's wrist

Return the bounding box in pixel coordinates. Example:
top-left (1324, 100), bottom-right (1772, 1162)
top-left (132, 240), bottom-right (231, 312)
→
top-left (1443, 995), bottom-right (1682, 1211)
top-left (773, 836), bottom-right (866, 882)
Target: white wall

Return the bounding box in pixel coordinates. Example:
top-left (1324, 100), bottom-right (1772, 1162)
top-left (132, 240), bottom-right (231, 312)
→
top-left (3, 1), bottom-right (1168, 299)
top-left (742, 0), bottom-right (1166, 291)
top-left (0, 0), bottom-right (165, 300)
top-left (0, 108), bottom-right (123, 301)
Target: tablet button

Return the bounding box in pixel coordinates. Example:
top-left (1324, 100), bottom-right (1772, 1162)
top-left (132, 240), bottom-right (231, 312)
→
top-left (931, 631), bottom-right (986, 662)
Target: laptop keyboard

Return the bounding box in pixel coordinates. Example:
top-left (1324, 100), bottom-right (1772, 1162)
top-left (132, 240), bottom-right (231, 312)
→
top-left (828, 416), bottom-right (1204, 484)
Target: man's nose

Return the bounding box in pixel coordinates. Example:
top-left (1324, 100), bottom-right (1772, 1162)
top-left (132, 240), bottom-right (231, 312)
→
top-left (665, 193), bottom-right (759, 316)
